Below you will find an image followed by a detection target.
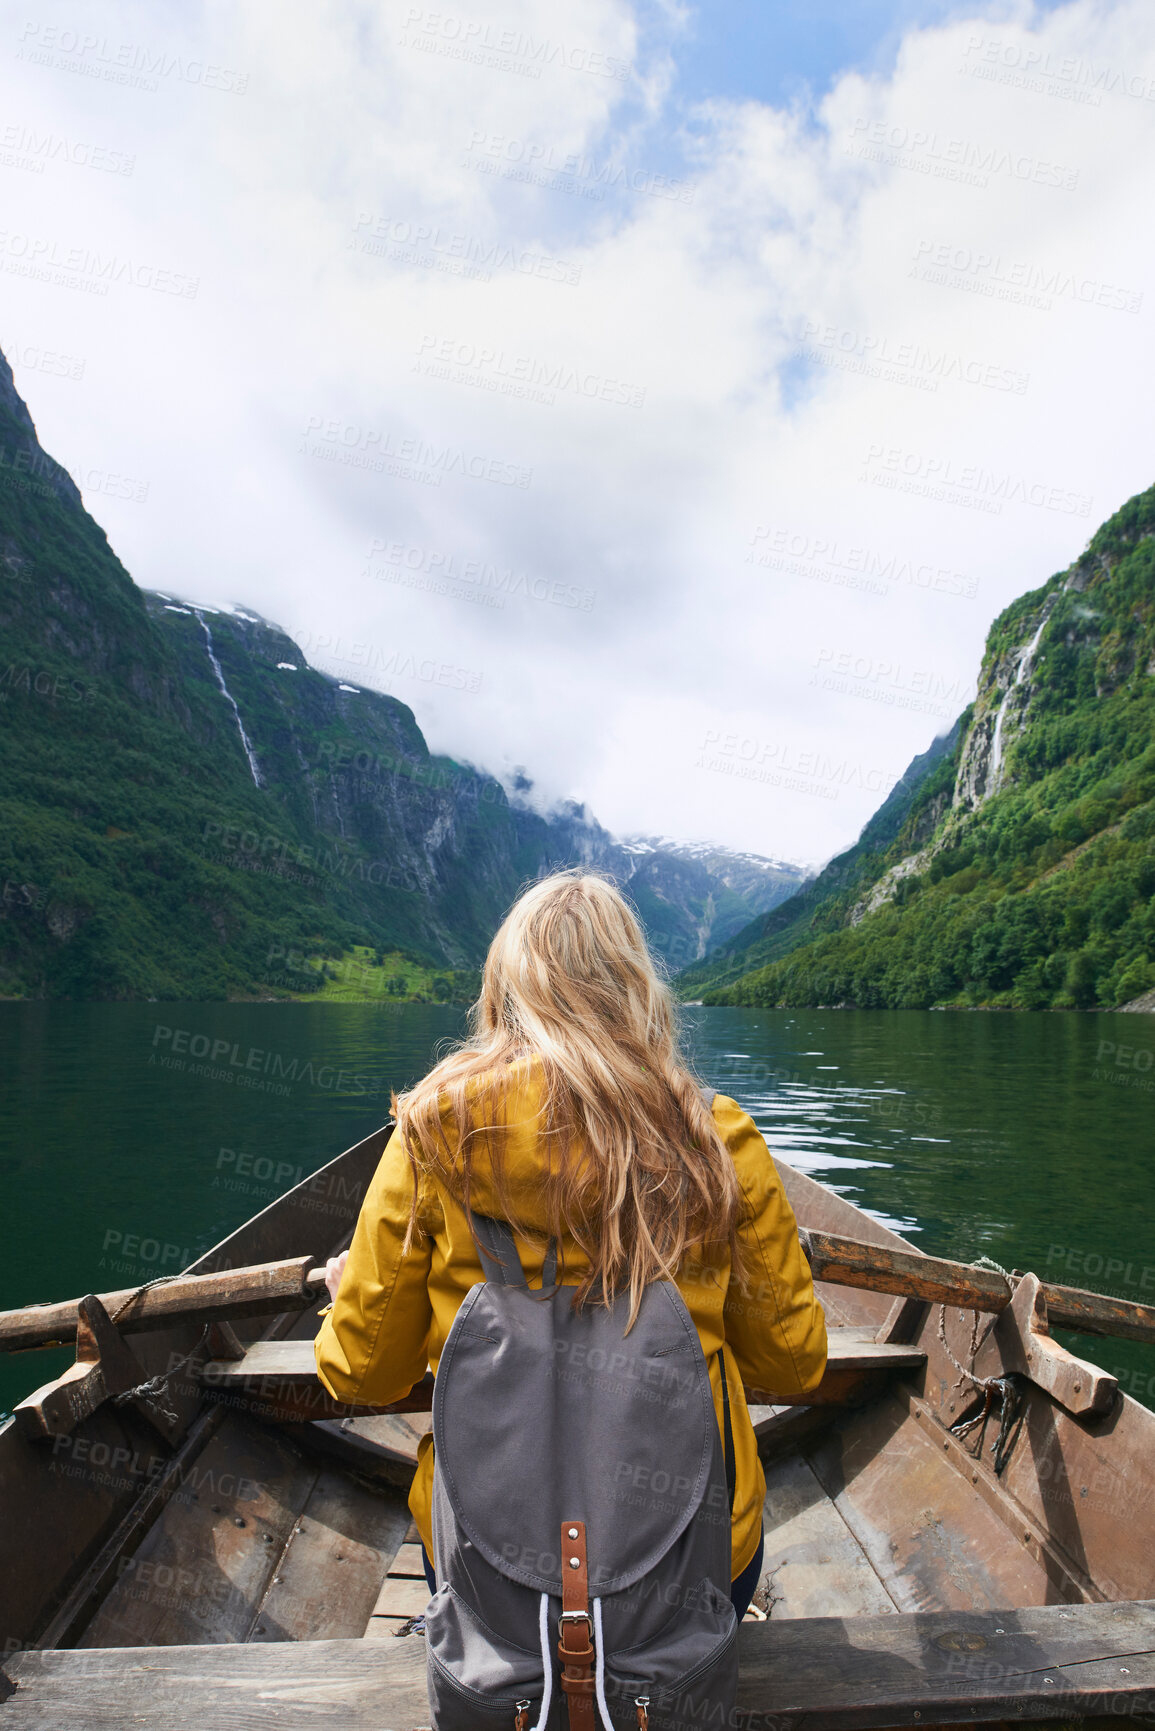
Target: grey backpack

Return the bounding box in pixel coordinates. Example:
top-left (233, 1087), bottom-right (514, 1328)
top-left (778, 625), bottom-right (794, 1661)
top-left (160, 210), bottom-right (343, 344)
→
top-left (424, 1176), bottom-right (740, 1730)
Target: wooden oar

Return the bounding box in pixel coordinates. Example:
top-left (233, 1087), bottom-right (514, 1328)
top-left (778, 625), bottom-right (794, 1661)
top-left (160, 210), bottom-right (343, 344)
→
top-left (2, 1231), bottom-right (1153, 1356)
top-left (802, 1229), bottom-right (1155, 1345)
top-left (0, 1255), bottom-right (328, 1353)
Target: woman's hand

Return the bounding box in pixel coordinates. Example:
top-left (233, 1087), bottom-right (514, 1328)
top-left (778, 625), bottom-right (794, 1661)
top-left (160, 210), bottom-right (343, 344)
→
top-left (324, 1250), bottom-right (349, 1304)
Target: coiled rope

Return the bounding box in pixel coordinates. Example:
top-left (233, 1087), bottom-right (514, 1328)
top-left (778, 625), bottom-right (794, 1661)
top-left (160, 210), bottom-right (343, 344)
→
top-left (106, 1275), bottom-right (210, 1427)
top-left (938, 1255), bottom-right (1027, 1475)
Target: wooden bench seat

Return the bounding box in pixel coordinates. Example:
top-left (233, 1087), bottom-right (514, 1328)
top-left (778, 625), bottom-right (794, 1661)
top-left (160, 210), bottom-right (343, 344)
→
top-left (198, 1326), bottom-right (927, 1424)
top-left (3, 1600), bottom-right (1153, 1729)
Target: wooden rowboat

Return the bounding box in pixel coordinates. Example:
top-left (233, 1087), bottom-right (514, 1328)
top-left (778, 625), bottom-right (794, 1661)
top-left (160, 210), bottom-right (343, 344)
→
top-left (1, 1119), bottom-right (1153, 1730)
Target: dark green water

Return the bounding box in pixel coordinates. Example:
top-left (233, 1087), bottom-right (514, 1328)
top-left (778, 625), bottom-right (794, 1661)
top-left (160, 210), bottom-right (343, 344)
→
top-left (2, 1003), bottom-right (1152, 1417)
top-left (0, 1001), bottom-right (466, 1418)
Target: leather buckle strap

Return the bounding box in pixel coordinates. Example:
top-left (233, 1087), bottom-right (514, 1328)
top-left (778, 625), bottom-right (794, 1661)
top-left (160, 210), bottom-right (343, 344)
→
top-left (559, 1520), bottom-right (596, 1729)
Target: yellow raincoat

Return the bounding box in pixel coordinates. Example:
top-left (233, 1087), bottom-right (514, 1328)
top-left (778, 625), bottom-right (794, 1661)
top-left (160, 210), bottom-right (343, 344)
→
top-left (315, 1063), bottom-right (827, 1578)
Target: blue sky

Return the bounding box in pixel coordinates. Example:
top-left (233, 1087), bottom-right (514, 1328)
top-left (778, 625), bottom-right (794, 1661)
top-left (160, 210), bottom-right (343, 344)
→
top-left (663, 0), bottom-right (1069, 110)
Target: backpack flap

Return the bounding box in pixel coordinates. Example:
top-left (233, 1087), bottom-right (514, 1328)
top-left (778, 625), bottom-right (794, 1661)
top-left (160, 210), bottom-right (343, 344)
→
top-left (433, 1276), bottom-right (717, 1597)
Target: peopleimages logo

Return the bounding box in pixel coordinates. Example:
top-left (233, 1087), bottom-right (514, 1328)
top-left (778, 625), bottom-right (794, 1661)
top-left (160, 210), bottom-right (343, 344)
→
top-left (398, 9), bottom-right (632, 81)
top-left (300, 631), bottom-right (483, 695)
top-left (845, 117), bottom-right (1080, 190)
top-left (300, 416), bottom-right (533, 488)
top-left (811, 647), bottom-right (975, 719)
top-left (795, 318), bottom-right (1029, 394)
top-left (0, 123), bottom-right (135, 175)
top-left (7, 339), bottom-right (86, 380)
top-left (414, 334), bottom-right (646, 409)
top-left (959, 33), bottom-right (1155, 105)
top-left (148, 1024), bottom-right (387, 1095)
top-left (366, 538), bottom-right (595, 611)
top-left (463, 131), bottom-right (694, 204)
top-left (350, 211), bottom-right (581, 286)
top-left (1, 663), bottom-right (98, 703)
top-left (746, 525), bottom-right (978, 600)
top-left (695, 730), bottom-right (900, 799)
top-left (911, 239), bottom-right (1142, 315)
top-left (16, 22), bottom-right (249, 93)
top-left (860, 444), bottom-right (1093, 517)
top-left (0, 230), bottom-right (199, 297)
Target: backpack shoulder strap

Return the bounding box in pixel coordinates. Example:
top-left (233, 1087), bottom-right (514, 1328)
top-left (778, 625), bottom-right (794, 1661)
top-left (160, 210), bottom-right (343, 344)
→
top-left (471, 1212), bottom-right (558, 1289)
top-left (470, 1212), bottom-right (527, 1286)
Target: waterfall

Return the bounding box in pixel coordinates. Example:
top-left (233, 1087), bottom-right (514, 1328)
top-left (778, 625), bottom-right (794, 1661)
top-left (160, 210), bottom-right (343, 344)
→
top-left (195, 611), bottom-right (263, 788)
top-left (987, 610), bottom-right (1049, 794)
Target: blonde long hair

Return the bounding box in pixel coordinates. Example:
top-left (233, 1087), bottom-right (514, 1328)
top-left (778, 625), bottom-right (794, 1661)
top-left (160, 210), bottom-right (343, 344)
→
top-left (395, 870), bottom-right (743, 1325)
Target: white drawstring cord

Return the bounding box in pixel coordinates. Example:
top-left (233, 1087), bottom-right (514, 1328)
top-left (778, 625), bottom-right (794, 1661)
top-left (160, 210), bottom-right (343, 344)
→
top-left (530, 1592), bottom-right (553, 1731)
top-left (592, 1597), bottom-right (615, 1731)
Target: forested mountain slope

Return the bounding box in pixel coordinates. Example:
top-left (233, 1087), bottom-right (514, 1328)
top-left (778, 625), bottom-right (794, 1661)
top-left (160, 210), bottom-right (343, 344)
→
top-left (677, 725), bottom-right (964, 999)
top-left (0, 350), bottom-right (800, 998)
top-left (686, 485), bottom-right (1155, 1011)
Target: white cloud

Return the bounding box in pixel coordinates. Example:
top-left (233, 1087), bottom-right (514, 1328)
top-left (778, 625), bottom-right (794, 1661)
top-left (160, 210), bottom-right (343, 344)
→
top-left (3, 0), bottom-right (1153, 863)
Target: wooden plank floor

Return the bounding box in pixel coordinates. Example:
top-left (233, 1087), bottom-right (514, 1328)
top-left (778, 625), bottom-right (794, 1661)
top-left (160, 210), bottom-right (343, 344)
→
top-left (754, 1390), bottom-right (1078, 1621)
top-left (4, 1602), bottom-right (1154, 1729)
top-left (803, 1393), bottom-right (1062, 1613)
top-left (759, 1453), bottom-right (900, 1619)
top-left (249, 1469), bottom-right (410, 1643)
top-left (78, 1413), bottom-right (318, 1646)
top-left (78, 1412), bottom-right (410, 1646)
top-left (68, 1380), bottom-right (1092, 1653)
top-left (364, 1524), bottom-right (432, 1638)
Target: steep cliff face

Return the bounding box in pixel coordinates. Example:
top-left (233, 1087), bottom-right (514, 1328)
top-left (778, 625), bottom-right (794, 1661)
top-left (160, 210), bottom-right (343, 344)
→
top-left (141, 596), bottom-right (802, 974)
top-left (0, 349), bottom-right (802, 996)
top-left (953, 602), bottom-right (1054, 810)
top-left (0, 351), bottom-right (201, 730)
top-left (694, 484), bottom-right (1155, 1012)
top-left (143, 597), bottom-right (802, 975)
top-left (0, 350), bottom-right (80, 511)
